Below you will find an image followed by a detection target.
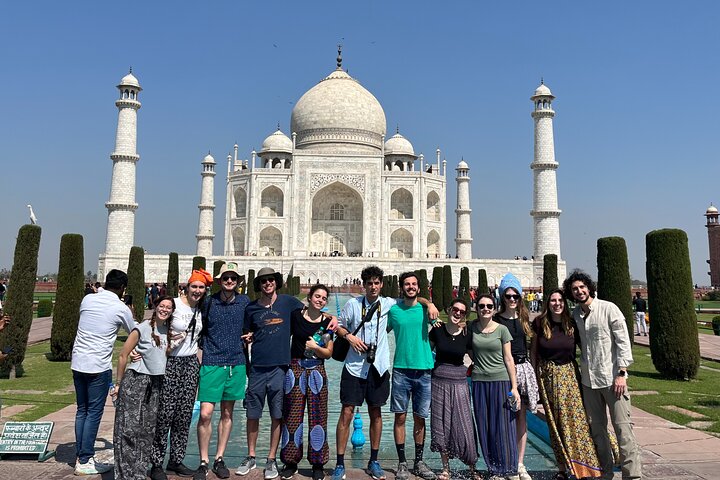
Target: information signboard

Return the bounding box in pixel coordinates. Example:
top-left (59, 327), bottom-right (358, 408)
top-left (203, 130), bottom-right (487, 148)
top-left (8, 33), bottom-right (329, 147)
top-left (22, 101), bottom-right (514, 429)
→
top-left (0, 421), bottom-right (55, 462)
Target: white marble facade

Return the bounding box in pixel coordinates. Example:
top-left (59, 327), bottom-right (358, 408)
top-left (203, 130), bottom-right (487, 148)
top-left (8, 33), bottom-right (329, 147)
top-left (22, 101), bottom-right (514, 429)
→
top-left (98, 59), bottom-right (566, 288)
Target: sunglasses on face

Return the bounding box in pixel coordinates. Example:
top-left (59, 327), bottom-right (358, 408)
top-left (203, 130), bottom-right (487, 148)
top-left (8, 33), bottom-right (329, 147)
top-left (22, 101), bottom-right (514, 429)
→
top-left (451, 306), bottom-right (467, 315)
top-left (222, 276), bottom-right (238, 283)
top-left (504, 294), bottom-right (520, 301)
top-left (478, 303), bottom-right (494, 310)
top-left (260, 277), bottom-right (275, 284)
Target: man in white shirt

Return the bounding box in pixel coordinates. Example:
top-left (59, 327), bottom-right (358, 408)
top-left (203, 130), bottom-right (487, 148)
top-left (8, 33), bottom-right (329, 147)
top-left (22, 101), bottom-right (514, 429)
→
top-left (71, 269), bottom-right (136, 475)
top-left (564, 270), bottom-right (641, 480)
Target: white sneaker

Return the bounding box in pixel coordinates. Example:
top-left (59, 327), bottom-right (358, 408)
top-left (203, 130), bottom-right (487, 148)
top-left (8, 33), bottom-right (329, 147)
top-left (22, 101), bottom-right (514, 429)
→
top-left (518, 463), bottom-right (532, 480)
top-left (74, 457), bottom-right (113, 475)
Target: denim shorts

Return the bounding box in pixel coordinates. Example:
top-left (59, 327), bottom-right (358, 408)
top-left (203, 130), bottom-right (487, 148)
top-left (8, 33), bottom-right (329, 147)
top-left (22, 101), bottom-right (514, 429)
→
top-left (390, 368), bottom-right (432, 418)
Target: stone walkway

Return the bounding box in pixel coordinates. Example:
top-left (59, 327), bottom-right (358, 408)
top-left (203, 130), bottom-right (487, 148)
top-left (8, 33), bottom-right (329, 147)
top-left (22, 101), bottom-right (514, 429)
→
top-left (2, 317), bottom-right (720, 479)
top-left (634, 331), bottom-right (720, 362)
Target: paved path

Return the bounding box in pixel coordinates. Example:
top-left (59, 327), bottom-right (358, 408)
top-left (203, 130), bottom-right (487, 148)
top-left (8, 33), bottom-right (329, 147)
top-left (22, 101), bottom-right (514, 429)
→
top-left (2, 317), bottom-right (720, 479)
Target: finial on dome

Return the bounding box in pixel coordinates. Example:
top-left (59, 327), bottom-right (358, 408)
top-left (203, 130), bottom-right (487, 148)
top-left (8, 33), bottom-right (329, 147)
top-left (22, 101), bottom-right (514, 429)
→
top-left (129, 66), bottom-right (133, 74)
top-left (396, 124), bottom-right (399, 134)
top-left (337, 44), bottom-right (343, 69)
top-left (540, 76), bottom-right (544, 85)
top-left (277, 122), bottom-right (281, 131)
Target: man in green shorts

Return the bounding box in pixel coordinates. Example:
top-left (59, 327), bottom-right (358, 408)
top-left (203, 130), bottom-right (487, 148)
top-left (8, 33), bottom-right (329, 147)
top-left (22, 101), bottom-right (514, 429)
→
top-left (193, 263), bottom-right (251, 480)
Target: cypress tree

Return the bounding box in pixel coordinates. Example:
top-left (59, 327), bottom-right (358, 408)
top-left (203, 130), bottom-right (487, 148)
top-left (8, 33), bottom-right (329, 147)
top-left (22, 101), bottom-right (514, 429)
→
top-left (50, 233), bottom-right (84, 361)
top-left (391, 275), bottom-right (399, 298)
top-left (646, 229), bottom-right (700, 379)
top-left (477, 269), bottom-right (488, 295)
top-left (127, 246), bottom-right (146, 322)
top-left (192, 256), bottom-right (206, 271)
top-left (294, 276), bottom-right (301, 296)
top-left (597, 237), bottom-right (634, 339)
top-left (442, 265), bottom-right (453, 308)
top-left (211, 260), bottom-right (225, 295)
top-left (0, 224), bottom-right (41, 378)
top-left (459, 267), bottom-right (471, 306)
top-left (542, 254), bottom-right (558, 298)
top-left (431, 266), bottom-right (444, 310)
top-left (247, 269), bottom-right (256, 300)
top-left (415, 269), bottom-right (430, 299)
top-left (166, 252), bottom-right (179, 298)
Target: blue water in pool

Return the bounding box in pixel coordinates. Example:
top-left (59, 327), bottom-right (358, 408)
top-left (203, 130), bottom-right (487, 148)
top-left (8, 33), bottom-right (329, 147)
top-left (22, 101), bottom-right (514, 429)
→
top-left (180, 292), bottom-right (556, 474)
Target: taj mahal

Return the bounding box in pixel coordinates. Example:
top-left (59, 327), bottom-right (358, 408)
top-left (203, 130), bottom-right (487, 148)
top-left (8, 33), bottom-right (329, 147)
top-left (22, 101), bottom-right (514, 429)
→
top-left (97, 50), bottom-right (566, 287)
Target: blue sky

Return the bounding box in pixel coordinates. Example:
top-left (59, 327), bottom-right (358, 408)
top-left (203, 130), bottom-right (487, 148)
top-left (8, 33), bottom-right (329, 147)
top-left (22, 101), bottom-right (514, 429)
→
top-left (1, 1), bottom-right (718, 285)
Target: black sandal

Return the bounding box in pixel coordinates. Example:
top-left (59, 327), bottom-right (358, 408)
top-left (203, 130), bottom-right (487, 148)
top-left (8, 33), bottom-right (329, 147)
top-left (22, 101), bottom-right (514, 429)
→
top-left (552, 472), bottom-right (569, 480)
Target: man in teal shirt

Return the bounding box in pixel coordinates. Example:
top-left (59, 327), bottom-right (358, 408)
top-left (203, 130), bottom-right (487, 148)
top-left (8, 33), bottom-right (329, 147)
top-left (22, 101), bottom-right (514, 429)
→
top-left (387, 272), bottom-right (436, 480)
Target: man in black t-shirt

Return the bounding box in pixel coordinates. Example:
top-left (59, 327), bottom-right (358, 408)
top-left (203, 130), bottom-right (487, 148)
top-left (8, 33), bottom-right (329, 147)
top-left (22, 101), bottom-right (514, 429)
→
top-left (632, 292), bottom-right (648, 336)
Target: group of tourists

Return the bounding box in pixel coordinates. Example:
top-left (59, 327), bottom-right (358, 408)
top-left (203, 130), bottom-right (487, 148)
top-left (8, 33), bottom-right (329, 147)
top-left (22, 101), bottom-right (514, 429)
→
top-left (70, 264), bottom-right (641, 480)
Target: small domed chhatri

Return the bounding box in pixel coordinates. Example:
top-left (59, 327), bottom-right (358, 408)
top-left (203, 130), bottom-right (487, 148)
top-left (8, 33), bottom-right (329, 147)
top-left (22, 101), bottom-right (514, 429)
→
top-left (260, 128), bottom-right (293, 154)
top-left (119, 70), bottom-right (141, 89)
top-left (384, 132), bottom-right (416, 157)
top-left (203, 153), bottom-right (215, 164)
top-left (706, 204), bottom-right (718, 215)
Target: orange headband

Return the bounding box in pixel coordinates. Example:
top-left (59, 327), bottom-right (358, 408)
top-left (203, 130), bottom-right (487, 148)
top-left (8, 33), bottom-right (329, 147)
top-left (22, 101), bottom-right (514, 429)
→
top-left (188, 269), bottom-right (213, 286)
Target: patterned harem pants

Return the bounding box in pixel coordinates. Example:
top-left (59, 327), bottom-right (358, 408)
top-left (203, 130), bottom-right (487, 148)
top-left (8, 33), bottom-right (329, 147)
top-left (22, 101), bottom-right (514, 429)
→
top-left (114, 370), bottom-right (162, 480)
top-left (280, 358), bottom-right (329, 466)
top-left (151, 355), bottom-right (200, 466)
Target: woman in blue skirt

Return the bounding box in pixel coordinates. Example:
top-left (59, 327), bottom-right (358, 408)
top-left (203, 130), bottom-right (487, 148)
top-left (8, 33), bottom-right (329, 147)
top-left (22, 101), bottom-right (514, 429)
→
top-left (468, 293), bottom-right (520, 480)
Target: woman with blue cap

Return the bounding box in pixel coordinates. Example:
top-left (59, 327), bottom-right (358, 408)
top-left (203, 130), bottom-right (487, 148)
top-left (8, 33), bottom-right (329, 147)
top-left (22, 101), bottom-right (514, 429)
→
top-left (495, 273), bottom-right (539, 480)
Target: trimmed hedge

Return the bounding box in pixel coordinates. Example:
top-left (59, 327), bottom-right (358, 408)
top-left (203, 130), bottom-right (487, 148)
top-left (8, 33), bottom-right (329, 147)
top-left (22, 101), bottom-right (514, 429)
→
top-left (415, 269), bottom-right (430, 300)
top-left (431, 266), bottom-right (444, 310)
top-left (646, 229), bottom-right (700, 379)
top-left (166, 252), bottom-right (179, 298)
top-left (37, 299), bottom-right (53, 317)
top-left (50, 233), bottom-right (85, 361)
top-left (192, 256), bottom-right (206, 271)
top-left (543, 254), bottom-right (558, 298)
top-left (212, 260), bottom-right (225, 295)
top-left (0, 224), bottom-right (42, 377)
top-left (442, 265), bottom-right (453, 309)
top-left (459, 267), bottom-right (471, 306)
top-left (477, 269), bottom-right (488, 295)
top-left (127, 246), bottom-right (146, 322)
top-left (247, 269), bottom-right (256, 300)
top-left (597, 237), bottom-right (634, 339)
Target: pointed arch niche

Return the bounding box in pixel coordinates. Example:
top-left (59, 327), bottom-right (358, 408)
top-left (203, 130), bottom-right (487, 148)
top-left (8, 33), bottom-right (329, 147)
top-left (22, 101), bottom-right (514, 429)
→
top-left (259, 226), bottom-right (282, 256)
top-left (390, 188), bottom-right (413, 219)
top-left (260, 186), bottom-right (284, 217)
top-left (311, 182), bottom-right (363, 255)
top-left (390, 228), bottom-right (413, 258)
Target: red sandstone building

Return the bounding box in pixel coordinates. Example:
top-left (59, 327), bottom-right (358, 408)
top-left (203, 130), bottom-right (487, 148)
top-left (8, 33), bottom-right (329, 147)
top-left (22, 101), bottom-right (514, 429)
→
top-left (706, 204), bottom-right (720, 288)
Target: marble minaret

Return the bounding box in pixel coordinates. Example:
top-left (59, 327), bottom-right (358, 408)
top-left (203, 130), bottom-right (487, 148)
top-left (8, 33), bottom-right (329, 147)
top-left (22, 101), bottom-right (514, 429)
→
top-left (530, 81), bottom-right (562, 260)
top-left (196, 152), bottom-right (216, 257)
top-left (105, 70), bottom-right (141, 256)
top-left (455, 159), bottom-right (472, 259)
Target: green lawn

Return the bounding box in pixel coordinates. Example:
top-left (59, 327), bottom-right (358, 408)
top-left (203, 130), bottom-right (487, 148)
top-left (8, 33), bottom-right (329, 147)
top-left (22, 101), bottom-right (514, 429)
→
top-left (0, 337), bottom-right (127, 421)
top-left (630, 344), bottom-right (720, 434)
top-left (695, 300), bottom-right (720, 310)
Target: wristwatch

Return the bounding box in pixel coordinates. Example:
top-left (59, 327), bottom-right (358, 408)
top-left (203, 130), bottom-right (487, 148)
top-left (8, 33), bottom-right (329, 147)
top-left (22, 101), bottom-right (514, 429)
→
top-left (617, 370), bottom-right (628, 378)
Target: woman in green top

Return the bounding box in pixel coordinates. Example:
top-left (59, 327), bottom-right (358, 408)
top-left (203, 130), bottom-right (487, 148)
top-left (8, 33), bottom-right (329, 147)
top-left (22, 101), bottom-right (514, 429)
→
top-left (469, 293), bottom-right (520, 480)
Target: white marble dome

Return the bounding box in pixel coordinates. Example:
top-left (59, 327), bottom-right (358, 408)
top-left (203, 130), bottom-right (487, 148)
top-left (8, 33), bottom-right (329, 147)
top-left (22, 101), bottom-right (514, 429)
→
top-left (707, 204), bottom-right (718, 214)
top-left (384, 132), bottom-right (415, 157)
top-left (290, 68), bottom-right (387, 152)
top-left (260, 129), bottom-right (293, 154)
top-left (203, 153), bottom-right (215, 164)
top-left (457, 159), bottom-right (469, 169)
top-left (119, 72), bottom-right (140, 88)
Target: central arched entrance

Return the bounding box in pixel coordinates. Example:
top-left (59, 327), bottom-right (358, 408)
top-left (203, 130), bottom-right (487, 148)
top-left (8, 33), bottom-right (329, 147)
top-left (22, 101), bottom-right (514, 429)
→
top-left (311, 182), bottom-right (363, 255)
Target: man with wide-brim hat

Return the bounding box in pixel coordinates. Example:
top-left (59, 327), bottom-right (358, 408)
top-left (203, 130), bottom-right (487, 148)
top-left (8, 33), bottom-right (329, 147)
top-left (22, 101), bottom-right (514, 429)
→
top-left (194, 262), bottom-right (250, 480)
top-left (252, 267), bottom-right (283, 292)
top-left (237, 266), bottom-right (303, 480)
